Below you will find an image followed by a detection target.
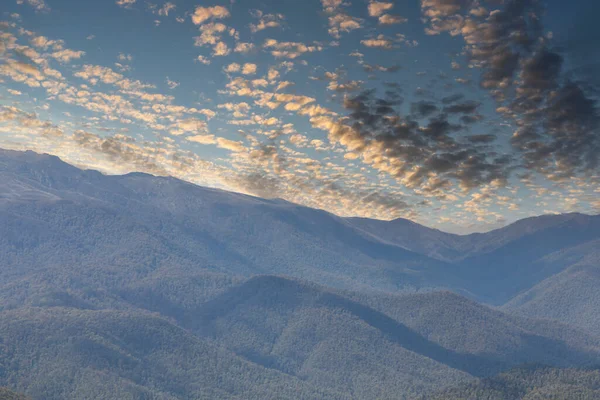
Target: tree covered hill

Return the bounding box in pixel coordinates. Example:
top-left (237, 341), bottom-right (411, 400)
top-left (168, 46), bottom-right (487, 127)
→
top-left (4, 275), bottom-right (600, 400)
top-left (504, 261), bottom-right (600, 334)
top-left (2, 148), bottom-right (598, 308)
top-left (1, 148), bottom-right (600, 399)
top-left (0, 307), bottom-right (349, 400)
top-left (422, 365), bottom-right (600, 400)
top-left (0, 388), bottom-right (29, 400)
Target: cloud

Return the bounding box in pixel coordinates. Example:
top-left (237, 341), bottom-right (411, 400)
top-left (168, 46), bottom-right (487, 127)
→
top-left (378, 14), bottom-right (407, 25)
top-left (193, 22), bottom-right (229, 45)
top-left (213, 41), bottom-right (230, 56)
top-left (196, 55), bottom-right (211, 65)
top-left (191, 5), bottom-right (230, 25)
top-left (217, 137), bottom-right (246, 152)
top-left (242, 63), bottom-right (257, 75)
top-left (118, 53), bottom-right (133, 62)
top-left (0, 105), bottom-right (62, 136)
top-left (193, 22), bottom-right (237, 56)
top-left (443, 100), bottom-right (480, 114)
top-left (321, 0), bottom-right (343, 13)
top-left (16, 0), bottom-right (50, 12)
top-left (368, 2), bottom-right (394, 17)
top-left (157, 2), bottom-right (175, 16)
top-left (187, 134), bottom-right (216, 144)
top-left (263, 39), bottom-right (323, 59)
top-left (312, 89), bottom-right (512, 193)
top-left (4, 2), bottom-right (598, 230)
top-left (0, 60), bottom-right (45, 86)
top-left (116, 0), bottom-right (136, 8)
top-left (321, 0), bottom-right (362, 38)
top-left (51, 49), bottom-right (85, 63)
top-left (327, 80), bottom-right (362, 92)
top-left (166, 77), bottom-right (179, 89)
top-left (30, 35), bottom-right (60, 49)
top-left (361, 62), bottom-right (401, 73)
top-left (75, 64), bottom-right (155, 91)
top-left (327, 13), bottom-right (362, 39)
top-left (218, 102), bottom-right (251, 118)
top-left (234, 42), bottom-right (255, 53)
top-left (224, 63), bottom-right (241, 73)
top-left (250, 10), bottom-right (285, 33)
top-left (420, 0), bottom-right (600, 180)
top-left (361, 35), bottom-right (393, 49)
top-left (410, 100), bottom-right (438, 118)
top-left (170, 118), bottom-right (208, 136)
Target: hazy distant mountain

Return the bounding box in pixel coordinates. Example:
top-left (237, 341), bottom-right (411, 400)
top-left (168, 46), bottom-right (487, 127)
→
top-left (347, 217), bottom-right (468, 261)
top-left (349, 212), bottom-right (600, 303)
top-left (2, 148), bottom-right (598, 307)
top-left (423, 365), bottom-right (600, 400)
top-left (348, 213), bottom-right (595, 263)
top-left (455, 214), bottom-right (600, 304)
top-left (0, 148), bottom-right (460, 305)
top-left (1, 148), bottom-right (600, 399)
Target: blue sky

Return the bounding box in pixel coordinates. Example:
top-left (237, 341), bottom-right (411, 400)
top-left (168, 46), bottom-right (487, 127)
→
top-left (1, 0), bottom-right (598, 233)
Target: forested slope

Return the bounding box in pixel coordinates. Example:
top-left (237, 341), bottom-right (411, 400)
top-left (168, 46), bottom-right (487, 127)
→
top-left (424, 365), bottom-right (600, 400)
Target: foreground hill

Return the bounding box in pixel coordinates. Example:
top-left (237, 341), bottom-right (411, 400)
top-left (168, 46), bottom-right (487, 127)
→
top-left (0, 307), bottom-right (347, 400)
top-left (3, 275), bottom-right (600, 400)
top-left (193, 276), bottom-right (472, 399)
top-left (193, 277), bottom-right (600, 379)
top-left (504, 241), bottom-right (600, 334)
top-left (423, 365), bottom-right (600, 399)
top-left (0, 388), bottom-right (29, 400)
top-left (344, 289), bottom-right (600, 365)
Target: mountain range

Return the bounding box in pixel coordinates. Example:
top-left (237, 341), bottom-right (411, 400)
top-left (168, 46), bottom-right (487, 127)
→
top-left (1, 148), bottom-right (599, 399)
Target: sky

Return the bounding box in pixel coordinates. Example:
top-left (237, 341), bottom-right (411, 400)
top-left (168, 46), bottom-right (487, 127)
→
top-left (0, 0), bottom-right (599, 233)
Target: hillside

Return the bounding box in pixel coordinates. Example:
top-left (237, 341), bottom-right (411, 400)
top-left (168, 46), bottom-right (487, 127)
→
top-left (4, 275), bottom-right (600, 400)
top-left (350, 213), bottom-right (600, 304)
top-left (504, 250), bottom-right (600, 335)
top-left (345, 290), bottom-right (600, 364)
top-left (0, 149), bottom-right (460, 305)
top-left (193, 276), bottom-right (473, 399)
top-left (348, 213), bottom-right (594, 263)
top-left (2, 148), bottom-right (599, 308)
top-left (0, 307), bottom-right (348, 400)
top-left (0, 388), bottom-right (29, 400)
top-left (1, 148), bottom-right (600, 399)
top-left (423, 365), bottom-right (600, 400)
top-left (194, 277), bottom-right (600, 381)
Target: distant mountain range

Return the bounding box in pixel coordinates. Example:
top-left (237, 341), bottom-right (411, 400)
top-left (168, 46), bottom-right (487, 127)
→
top-left (1, 148), bottom-right (599, 399)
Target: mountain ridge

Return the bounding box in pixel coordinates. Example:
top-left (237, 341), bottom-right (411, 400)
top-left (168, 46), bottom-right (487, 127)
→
top-left (1, 147), bottom-right (599, 305)
top-left (1, 148), bottom-right (600, 399)
top-left (2, 148), bottom-right (596, 238)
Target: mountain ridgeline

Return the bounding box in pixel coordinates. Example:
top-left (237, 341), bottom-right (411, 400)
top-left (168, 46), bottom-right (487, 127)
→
top-left (1, 148), bottom-right (599, 399)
